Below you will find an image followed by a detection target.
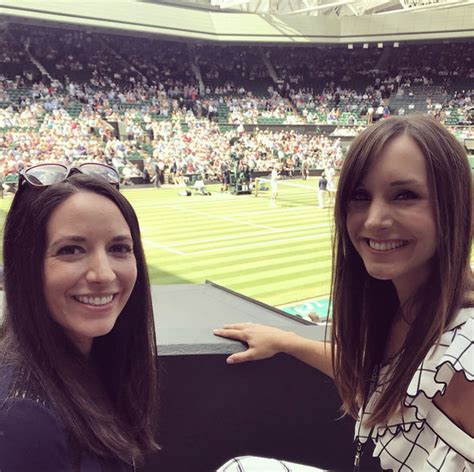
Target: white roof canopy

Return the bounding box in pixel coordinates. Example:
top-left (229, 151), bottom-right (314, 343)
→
top-left (158, 0), bottom-right (474, 16)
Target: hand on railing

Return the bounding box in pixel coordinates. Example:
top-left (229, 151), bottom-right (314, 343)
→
top-left (213, 322), bottom-right (295, 364)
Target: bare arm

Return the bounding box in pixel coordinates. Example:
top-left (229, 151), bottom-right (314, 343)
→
top-left (213, 322), bottom-right (334, 379)
top-left (434, 371), bottom-right (474, 437)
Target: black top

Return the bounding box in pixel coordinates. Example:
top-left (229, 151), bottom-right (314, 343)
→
top-left (0, 365), bottom-right (132, 472)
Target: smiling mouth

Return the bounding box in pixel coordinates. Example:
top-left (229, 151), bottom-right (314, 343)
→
top-left (73, 295), bottom-right (115, 306)
top-left (366, 239), bottom-right (409, 252)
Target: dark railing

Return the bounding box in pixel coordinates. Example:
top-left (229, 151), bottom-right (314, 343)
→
top-left (145, 282), bottom-right (381, 472)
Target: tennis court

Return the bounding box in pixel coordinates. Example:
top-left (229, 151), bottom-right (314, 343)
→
top-left (0, 178), bottom-right (335, 307)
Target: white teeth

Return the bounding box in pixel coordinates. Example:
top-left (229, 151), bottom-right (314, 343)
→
top-left (75, 295), bottom-right (114, 306)
top-left (368, 240), bottom-right (407, 251)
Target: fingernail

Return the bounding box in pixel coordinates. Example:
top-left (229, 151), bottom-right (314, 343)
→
top-left (226, 358), bottom-right (234, 364)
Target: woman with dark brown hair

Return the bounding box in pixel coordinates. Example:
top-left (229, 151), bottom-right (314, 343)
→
top-left (0, 165), bottom-right (159, 471)
top-left (215, 116), bottom-right (473, 471)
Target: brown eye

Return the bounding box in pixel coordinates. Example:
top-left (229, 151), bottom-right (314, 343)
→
top-left (57, 245), bottom-right (83, 256)
top-left (351, 189), bottom-right (370, 201)
top-left (395, 191), bottom-right (418, 200)
top-left (109, 244), bottom-right (133, 254)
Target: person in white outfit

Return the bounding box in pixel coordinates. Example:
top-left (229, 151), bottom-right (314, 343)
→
top-left (270, 166), bottom-right (279, 207)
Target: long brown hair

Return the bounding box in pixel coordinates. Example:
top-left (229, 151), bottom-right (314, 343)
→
top-left (1, 174), bottom-right (159, 465)
top-left (331, 116), bottom-right (473, 425)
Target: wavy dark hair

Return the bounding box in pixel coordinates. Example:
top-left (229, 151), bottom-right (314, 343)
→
top-left (0, 173), bottom-right (159, 465)
top-left (330, 115), bottom-right (473, 425)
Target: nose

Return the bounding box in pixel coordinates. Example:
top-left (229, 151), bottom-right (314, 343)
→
top-left (364, 198), bottom-right (393, 232)
top-left (85, 252), bottom-right (116, 284)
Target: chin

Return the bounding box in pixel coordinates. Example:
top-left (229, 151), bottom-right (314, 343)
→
top-left (365, 266), bottom-right (398, 281)
top-left (81, 320), bottom-right (118, 340)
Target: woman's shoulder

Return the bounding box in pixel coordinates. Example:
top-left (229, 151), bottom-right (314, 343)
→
top-left (1, 394), bottom-right (64, 437)
top-left (359, 307), bottom-right (473, 470)
top-left (0, 362), bottom-right (50, 406)
top-left (0, 393), bottom-right (72, 471)
top-left (400, 306), bottom-right (472, 421)
top-left (0, 365), bottom-right (132, 472)
top-left (0, 362), bottom-right (74, 471)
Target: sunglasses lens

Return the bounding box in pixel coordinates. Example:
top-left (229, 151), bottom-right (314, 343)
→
top-left (24, 165), bottom-right (68, 186)
top-left (80, 164), bottom-right (120, 185)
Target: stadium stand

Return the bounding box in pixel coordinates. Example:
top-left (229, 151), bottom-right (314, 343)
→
top-left (0, 23), bottom-right (472, 189)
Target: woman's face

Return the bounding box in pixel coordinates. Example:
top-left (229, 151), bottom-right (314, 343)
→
top-left (43, 191), bottom-right (137, 355)
top-left (346, 134), bottom-right (437, 303)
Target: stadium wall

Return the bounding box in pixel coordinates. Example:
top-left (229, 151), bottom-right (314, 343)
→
top-left (1, 0), bottom-right (473, 43)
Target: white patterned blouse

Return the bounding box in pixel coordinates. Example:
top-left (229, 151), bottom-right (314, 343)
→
top-left (356, 307), bottom-right (473, 471)
top-left (217, 308), bottom-right (474, 472)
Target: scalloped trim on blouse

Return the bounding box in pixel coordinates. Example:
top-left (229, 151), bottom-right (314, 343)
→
top-left (355, 308), bottom-right (474, 471)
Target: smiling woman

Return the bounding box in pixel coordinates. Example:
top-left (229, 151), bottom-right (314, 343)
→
top-left (215, 116), bottom-right (474, 472)
top-left (0, 171), bottom-right (159, 471)
top-left (43, 192), bottom-right (138, 356)
top-left (345, 133), bottom-right (437, 304)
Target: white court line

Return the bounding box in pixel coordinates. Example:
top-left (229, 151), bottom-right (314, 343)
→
top-left (142, 239), bottom-right (185, 255)
top-left (143, 232), bottom-right (330, 256)
top-left (231, 206), bottom-right (318, 217)
top-left (185, 233), bottom-right (331, 256)
top-left (170, 222), bottom-right (332, 247)
top-left (161, 204), bottom-right (278, 231)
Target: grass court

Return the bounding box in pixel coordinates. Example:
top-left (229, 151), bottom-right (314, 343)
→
top-left (0, 178), bottom-right (334, 307)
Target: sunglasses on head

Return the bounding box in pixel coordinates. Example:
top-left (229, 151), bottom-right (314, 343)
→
top-left (20, 163), bottom-right (120, 189)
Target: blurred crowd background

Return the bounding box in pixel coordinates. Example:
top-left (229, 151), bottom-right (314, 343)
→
top-left (0, 24), bottom-right (472, 187)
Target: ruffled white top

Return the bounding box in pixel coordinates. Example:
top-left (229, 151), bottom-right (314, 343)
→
top-left (356, 307), bottom-right (474, 471)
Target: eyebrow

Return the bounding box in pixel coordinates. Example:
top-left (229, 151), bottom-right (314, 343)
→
top-left (389, 179), bottom-right (425, 187)
top-left (356, 179), bottom-right (427, 190)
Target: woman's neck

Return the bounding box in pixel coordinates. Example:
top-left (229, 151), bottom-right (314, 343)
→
top-left (384, 313), bottom-right (411, 364)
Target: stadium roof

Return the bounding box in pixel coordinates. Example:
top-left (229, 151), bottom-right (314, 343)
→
top-left (1, 0), bottom-right (473, 43)
top-left (155, 0), bottom-right (474, 17)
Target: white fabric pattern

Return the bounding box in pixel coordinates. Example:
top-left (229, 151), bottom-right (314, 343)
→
top-left (356, 308), bottom-right (474, 471)
top-left (217, 456), bottom-right (325, 471)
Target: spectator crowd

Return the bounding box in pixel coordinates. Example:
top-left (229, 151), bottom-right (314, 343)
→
top-left (0, 23), bottom-right (472, 187)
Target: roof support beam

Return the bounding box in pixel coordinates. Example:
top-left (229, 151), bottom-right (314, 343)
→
top-left (347, 2), bottom-right (361, 14)
top-left (210, 0), bottom-right (252, 8)
top-left (287, 0), bottom-right (356, 15)
top-left (378, 0), bottom-right (470, 14)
